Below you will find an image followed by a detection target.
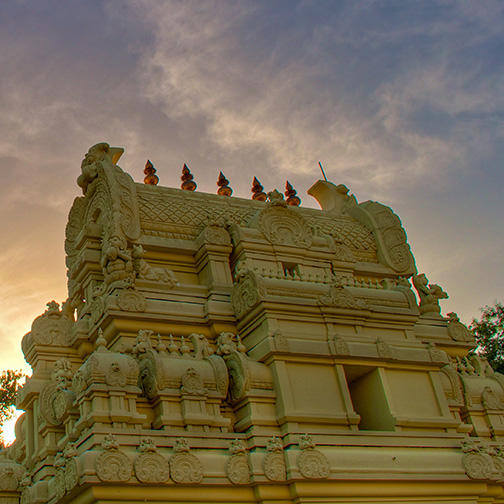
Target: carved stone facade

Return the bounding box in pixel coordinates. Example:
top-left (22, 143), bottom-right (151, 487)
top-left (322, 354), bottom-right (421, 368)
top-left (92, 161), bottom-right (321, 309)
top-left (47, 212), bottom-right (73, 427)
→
top-left (5, 144), bottom-right (504, 504)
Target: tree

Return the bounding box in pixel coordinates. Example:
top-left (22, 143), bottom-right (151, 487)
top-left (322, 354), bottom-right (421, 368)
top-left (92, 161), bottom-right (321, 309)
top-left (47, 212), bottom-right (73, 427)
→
top-left (0, 370), bottom-right (25, 440)
top-left (471, 303), bottom-right (504, 373)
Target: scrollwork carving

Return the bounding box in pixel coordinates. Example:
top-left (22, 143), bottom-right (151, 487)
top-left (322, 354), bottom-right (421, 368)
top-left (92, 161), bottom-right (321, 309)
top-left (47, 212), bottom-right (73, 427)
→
top-left (95, 434), bottom-right (132, 482)
top-left (461, 440), bottom-right (496, 480)
top-left (256, 193), bottom-right (312, 248)
top-left (226, 440), bottom-right (250, 485)
top-left (134, 438), bottom-right (170, 484)
top-left (169, 439), bottom-right (203, 484)
top-left (297, 434), bottom-right (329, 479)
top-left (263, 437), bottom-right (286, 482)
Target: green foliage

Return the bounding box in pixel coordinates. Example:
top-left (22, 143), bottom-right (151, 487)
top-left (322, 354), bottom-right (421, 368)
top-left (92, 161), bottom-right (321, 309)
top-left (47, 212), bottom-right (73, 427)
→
top-left (0, 370), bottom-right (24, 427)
top-left (471, 303), bottom-right (504, 373)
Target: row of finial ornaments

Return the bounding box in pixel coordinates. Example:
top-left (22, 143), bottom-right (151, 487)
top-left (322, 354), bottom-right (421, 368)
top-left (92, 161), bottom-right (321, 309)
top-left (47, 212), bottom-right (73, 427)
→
top-left (90, 434), bottom-right (328, 485)
top-left (142, 161), bottom-right (301, 205)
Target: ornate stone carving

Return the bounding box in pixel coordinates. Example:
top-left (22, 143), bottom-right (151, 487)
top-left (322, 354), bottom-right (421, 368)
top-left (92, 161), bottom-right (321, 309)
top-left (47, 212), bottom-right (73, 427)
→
top-left (482, 387), bottom-right (504, 410)
top-left (348, 200), bottom-right (414, 273)
top-left (63, 443), bottom-right (79, 492)
top-left (333, 243), bottom-right (356, 263)
top-left (24, 300), bottom-right (73, 350)
top-left (95, 434), bottom-right (132, 482)
top-left (297, 434), bottom-right (329, 479)
top-left (231, 264), bottom-right (266, 319)
top-left (271, 329), bottom-right (289, 352)
top-left (440, 364), bottom-right (465, 406)
top-left (376, 338), bottom-right (397, 360)
top-left (427, 343), bottom-right (449, 364)
top-left (226, 440), bottom-right (250, 485)
top-left (217, 333), bottom-right (250, 402)
top-left (73, 331), bottom-right (139, 395)
top-left (198, 224), bottom-right (232, 246)
top-left (116, 288), bottom-right (147, 312)
top-left (0, 451), bottom-right (25, 491)
top-left (53, 452), bottom-right (66, 501)
top-left (134, 438), bottom-right (170, 484)
top-left (263, 437), bottom-right (286, 482)
top-left (169, 439), bottom-right (203, 484)
top-left (412, 274), bottom-right (448, 316)
top-left (181, 368), bottom-right (207, 396)
top-left (101, 234), bottom-right (135, 289)
top-left (447, 312), bottom-right (475, 343)
top-left (19, 476), bottom-right (31, 504)
top-left (255, 191), bottom-right (313, 248)
top-left (77, 142), bottom-right (140, 240)
top-left (330, 335), bottom-right (350, 356)
top-left (39, 358), bottom-right (75, 426)
top-left (319, 277), bottom-right (367, 309)
top-left (461, 440), bottom-right (496, 480)
top-left (132, 245), bottom-right (178, 286)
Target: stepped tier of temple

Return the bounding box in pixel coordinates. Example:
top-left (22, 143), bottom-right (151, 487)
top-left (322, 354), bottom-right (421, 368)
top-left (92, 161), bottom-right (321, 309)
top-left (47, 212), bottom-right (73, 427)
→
top-left (1, 142), bottom-right (503, 503)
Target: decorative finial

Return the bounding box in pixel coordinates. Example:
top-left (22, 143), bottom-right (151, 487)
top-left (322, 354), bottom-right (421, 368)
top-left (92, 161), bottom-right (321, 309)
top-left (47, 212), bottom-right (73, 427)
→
top-left (168, 334), bottom-right (179, 356)
top-left (181, 163), bottom-right (197, 191)
top-left (251, 176), bottom-right (267, 201)
top-left (144, 160), bottom-right (159, 185)
top-left (285, 181), bottom-right (301, 206)
top-left (217, 172), bottom-right (233, 196)
top-left (180, 335), bottom-right (191, 355)
top-left (96, 328), bottom-right (107, 351)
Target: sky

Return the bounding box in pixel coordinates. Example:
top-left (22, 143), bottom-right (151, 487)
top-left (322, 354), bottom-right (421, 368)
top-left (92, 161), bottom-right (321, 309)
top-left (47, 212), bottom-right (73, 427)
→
top-left (1, 0), bottom-right (503, 383)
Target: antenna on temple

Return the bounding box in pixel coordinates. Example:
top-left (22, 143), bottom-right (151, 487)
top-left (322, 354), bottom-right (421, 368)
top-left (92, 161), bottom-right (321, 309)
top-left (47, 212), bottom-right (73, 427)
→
top-left (318, 161), bottom-right (328, 182)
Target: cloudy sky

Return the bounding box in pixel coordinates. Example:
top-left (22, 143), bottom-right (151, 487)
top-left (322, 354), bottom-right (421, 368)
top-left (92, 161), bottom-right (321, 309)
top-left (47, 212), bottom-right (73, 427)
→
top-left (1, 0), bottom-right (503, 379)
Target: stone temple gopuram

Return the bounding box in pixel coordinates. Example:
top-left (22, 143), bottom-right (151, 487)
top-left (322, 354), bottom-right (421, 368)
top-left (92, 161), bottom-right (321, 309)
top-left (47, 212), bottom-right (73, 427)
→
top-left (2, 142), bottom-right (504, 504)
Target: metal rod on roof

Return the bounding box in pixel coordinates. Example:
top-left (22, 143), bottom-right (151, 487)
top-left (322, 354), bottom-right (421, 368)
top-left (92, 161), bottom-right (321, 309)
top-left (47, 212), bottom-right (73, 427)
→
top-left (318, 161), bottom-right (328, 181)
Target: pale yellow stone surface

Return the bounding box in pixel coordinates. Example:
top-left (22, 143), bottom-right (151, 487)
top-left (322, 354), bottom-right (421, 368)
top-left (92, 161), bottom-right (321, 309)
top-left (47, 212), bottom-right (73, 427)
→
top-left (1, 142), bottom-right (503, 503)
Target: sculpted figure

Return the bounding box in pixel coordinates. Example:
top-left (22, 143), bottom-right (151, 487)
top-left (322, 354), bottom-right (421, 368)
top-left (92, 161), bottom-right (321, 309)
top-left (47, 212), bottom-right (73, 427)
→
top-left (101, 235), bottom-right (134, 287)
top-left (131, 244), bottom-right (177, 286)
top-left (412, 273), bottom-right (448, 315)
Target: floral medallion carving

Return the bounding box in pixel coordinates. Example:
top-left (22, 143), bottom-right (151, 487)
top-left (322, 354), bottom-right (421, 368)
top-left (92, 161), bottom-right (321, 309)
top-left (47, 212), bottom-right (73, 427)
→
top-left (297, 434), bottom-right (329, 479)
top-left (263, 437), bottom-right (286, 482)
top-left (0, 452), bottom-right (25, 491)
top-left (226, 440), bottom-right (250, 485)
top-left (169, 439), bottom-right (203, 484)
top-left (95, 434), bottom-right (132, 482)
top-left (461, 440), bottom-right (499, 481)
top-left (117, 288), bottom-right (147, 312)
top-left (134, 438), bottom-right (170, 484)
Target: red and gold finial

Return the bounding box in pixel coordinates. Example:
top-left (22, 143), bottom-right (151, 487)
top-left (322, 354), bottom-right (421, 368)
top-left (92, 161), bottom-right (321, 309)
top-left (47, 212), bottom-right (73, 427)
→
top-left (217, 171), bottom-right (233, 196)
top-left (181, 163), bottom-right (197, 191)
top-left (251, 176), bottom-right (267, 201)
top-left (143, 160), bottom-right (159, 185)
top-left (285, 180), bottom-right (301, 206)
